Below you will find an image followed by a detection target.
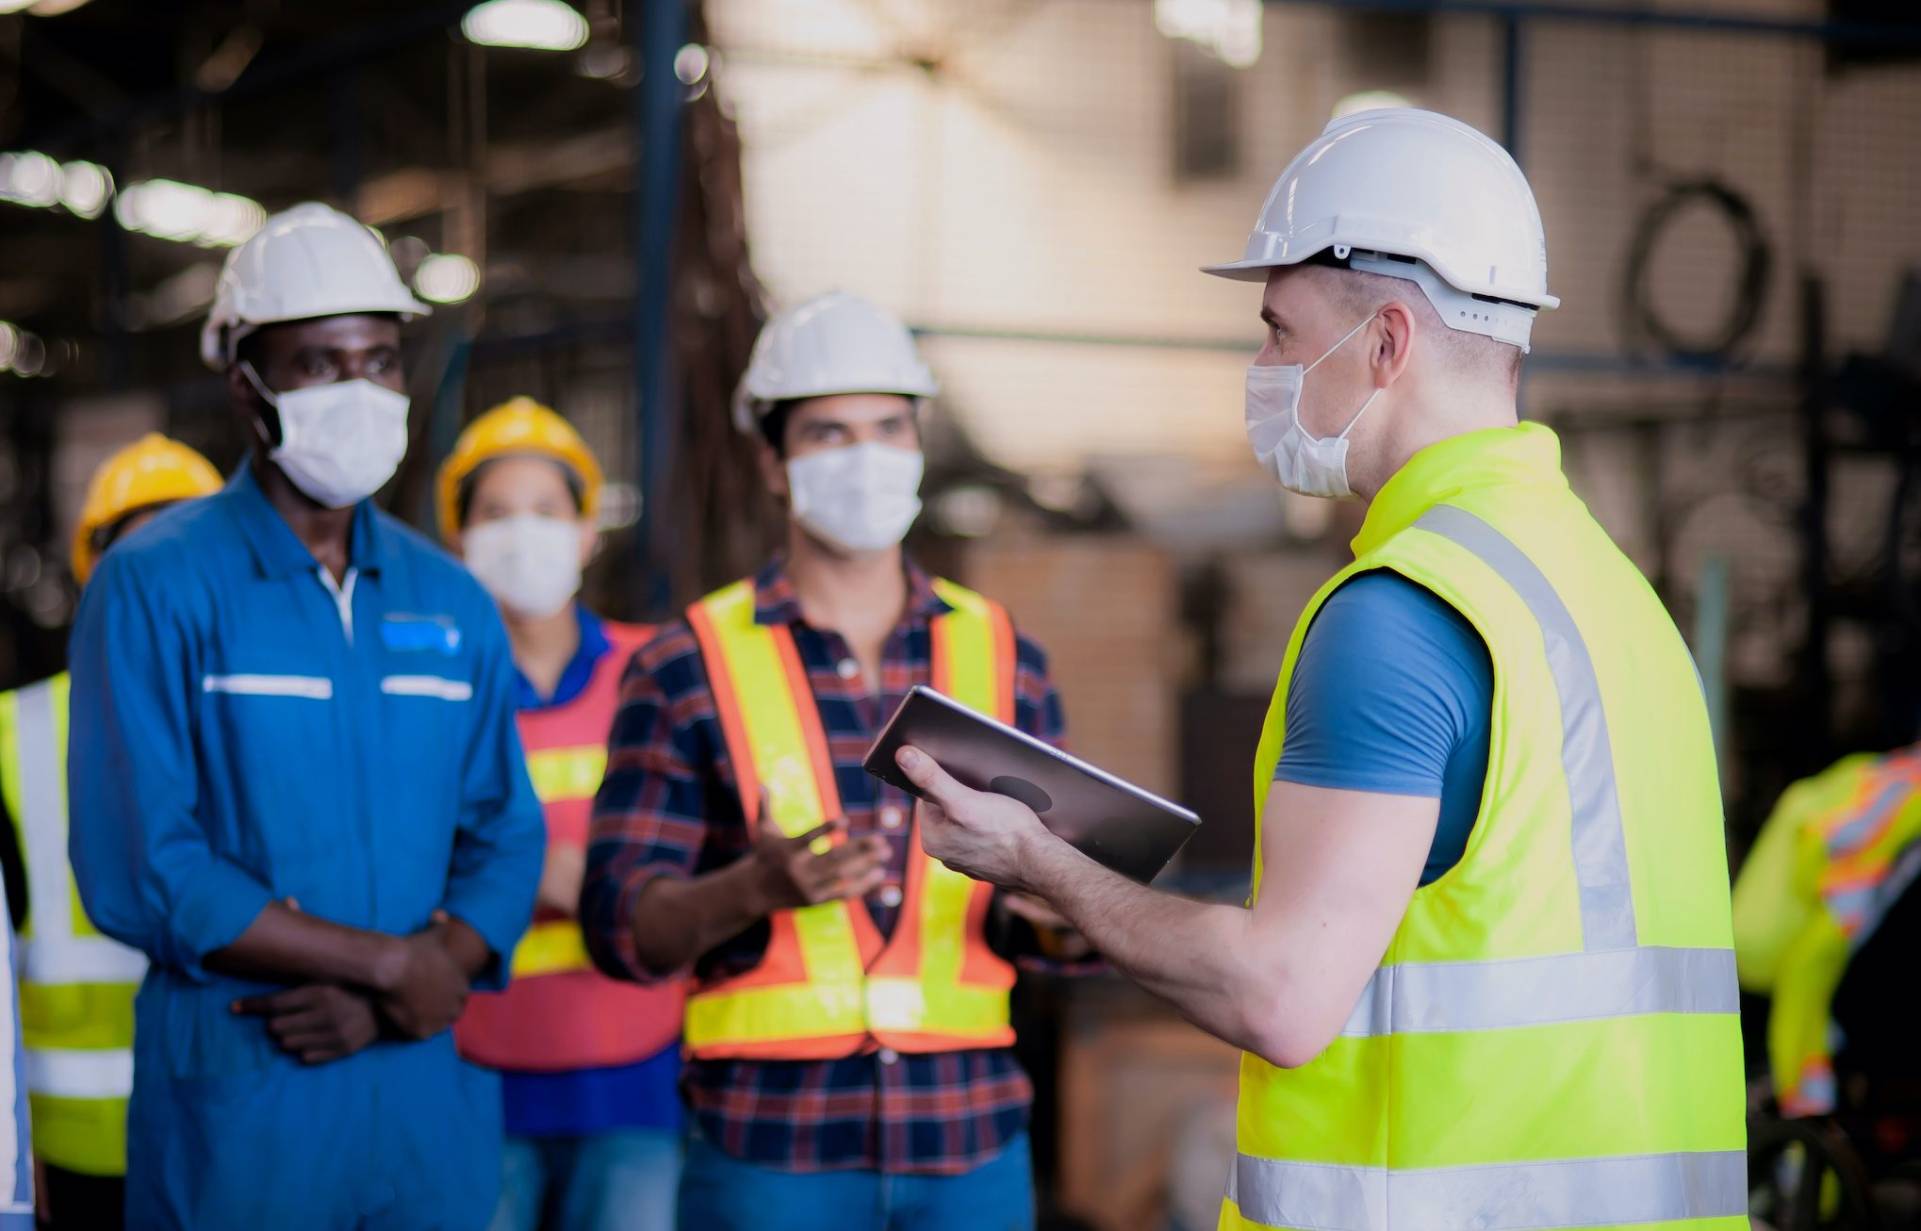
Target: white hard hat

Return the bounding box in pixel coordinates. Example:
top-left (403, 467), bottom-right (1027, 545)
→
top-left (1204, 108), bottom-right (1559, 351)
top-left (732, 291), bottom-right (938, 433)
top-left (199, 202), bottom-right (431, 370)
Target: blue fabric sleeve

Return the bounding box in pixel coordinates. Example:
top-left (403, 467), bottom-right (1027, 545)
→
top-left (440, 599), bottom-right (546, 992)
top-left (67, 552), bottom-right (274, 979)
top-left (1276, 571), bottom-right (1493, 884)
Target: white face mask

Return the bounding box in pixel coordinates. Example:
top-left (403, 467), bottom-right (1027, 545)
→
top-left (1243, 314), bottom-right (1382, 500)
top-left (242, 363), bottom-right (411, 509)
top-left (786, 443), bottom-right (925, 554)
top-left (462, 514), bottom-right (584, 620)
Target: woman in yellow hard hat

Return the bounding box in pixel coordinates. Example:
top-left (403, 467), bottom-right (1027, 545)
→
top-left (439, 398), bottom-right (684, 1231)
top-left (71, 432), bottom-right (225, 583)
top-left (3, 433), bottom-right (220, 1231)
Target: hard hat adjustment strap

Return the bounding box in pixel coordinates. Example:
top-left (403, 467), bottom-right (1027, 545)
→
top-left (237, 361), bottom-right (282, 408)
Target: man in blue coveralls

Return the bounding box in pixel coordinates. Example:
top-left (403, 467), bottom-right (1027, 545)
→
top-left (65, 202), bottom-right (545, 1230)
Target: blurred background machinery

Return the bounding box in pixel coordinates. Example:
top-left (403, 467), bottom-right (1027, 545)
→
top-left (4, 1), bottom-right (1921, 1226)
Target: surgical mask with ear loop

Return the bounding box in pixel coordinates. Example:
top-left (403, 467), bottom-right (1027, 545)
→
top-left (463, 514), bottom-right (585, 620)
top-left (1242, 314), bottom-right (1383, 500)
top-left (240, 363), bottom-right (412, 509)
top-left (785, 442), bottom-right (925, 553)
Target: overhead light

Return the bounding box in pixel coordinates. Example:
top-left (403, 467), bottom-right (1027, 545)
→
top-left (415, 253), bottom-right (480, 304)
top-left (199, 193), bottom-right (267, 246)
top-left (388, 235), bottom-right (431, 269)
top-left (1155, 0), bottom-right (1262, 69)
top-left (27, 0), bottom-right (95, 14)
top-left (9, 333), bottom-right (46, 377)
top-left (576, 43), bottom-right (630, 80)
top-left (114, 178), bottom-right (265, 248)
top-left (0, 151), bottom-right (62, 208)
top-left (1332, 90), bottom-right (1414, 119)
top-left (674, 43), bottom-right (710, 86)
top-left (462, 0), bottom-right (589, 52)
top-left (0, 1), bottom-right (39, 13)
top-left (0, 322), bottom-right (52, 379)
top-left (0, 152), bottom-right (115, 219)
top-left (58, 160), bottom-right (112, 218)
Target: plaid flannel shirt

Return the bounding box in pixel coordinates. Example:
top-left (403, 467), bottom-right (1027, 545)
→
top-left (582, 556), bottom-right (1068, 1174)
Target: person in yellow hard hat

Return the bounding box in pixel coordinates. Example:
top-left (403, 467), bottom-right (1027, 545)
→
top-left (441, 399), bottom-right (685, 1231)
top-left (0, 434), bottom-right (222, 1230)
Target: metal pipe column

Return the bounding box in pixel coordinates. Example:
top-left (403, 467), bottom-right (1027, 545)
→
top-left (630, 0), bottom-right (691, 617)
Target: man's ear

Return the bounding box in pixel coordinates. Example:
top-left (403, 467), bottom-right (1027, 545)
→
top-left (227, 365), bottom-right (278, 448)
top-left (757, 438), bottom-right (789, 503)
top-left (1372, 300), bottom-right (1418, 388)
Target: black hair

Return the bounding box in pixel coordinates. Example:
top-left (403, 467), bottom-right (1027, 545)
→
top-left (758, 399), bottom-right (801, 457)
top-left (233, 329), bottom-right (266, 373)
top-left (232, 313), bottom-right (403, 376)
top-left (455, 456), bottom-right (586, 529)
top-left (756, 396), bottom-right (924, 458)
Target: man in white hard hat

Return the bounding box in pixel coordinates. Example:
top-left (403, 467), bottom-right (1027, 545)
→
top-left (581, 292), bottom-right (1083, 1230)
top-left (893, 109), bottom-right (1748, 1230)
top-left (66, 202), bottom-right (544, 1228)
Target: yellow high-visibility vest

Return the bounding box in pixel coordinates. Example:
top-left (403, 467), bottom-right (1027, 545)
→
top-left (0, 673), bottom-right (146, 1176)
top-left (1732, 748), bottom-right (1921, 1116)
top-left (680, 576), bottom-right (1018, 1060)
top-left (1223, 425), bottom-right (1747, 1231)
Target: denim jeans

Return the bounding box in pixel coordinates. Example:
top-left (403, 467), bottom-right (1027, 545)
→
top-left (675, 1132), bottom-right (1034, 1231)
top-left (488, 1127), bottom-right (682, 1231)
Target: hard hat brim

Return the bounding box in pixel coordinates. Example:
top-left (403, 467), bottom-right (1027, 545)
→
top-left (1200, 248), bottom-right (1561, 310)
top-left (1199, 258), bottom-right (1280, 283)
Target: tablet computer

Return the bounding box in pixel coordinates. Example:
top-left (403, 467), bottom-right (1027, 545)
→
top-left (863, 685), bottom-right (1201, 884)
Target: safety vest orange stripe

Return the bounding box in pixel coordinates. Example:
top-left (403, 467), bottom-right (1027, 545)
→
top-left (687, 590), bottom-right (868, 991)
top-left (686, 597), bottom-right (762, 819)
top-left (455, 620), bottom-right (687, 1074)
top-left (774, 628), bottom-right (843, 820)
top-left (682, 575), bottom-right (1018, 1060)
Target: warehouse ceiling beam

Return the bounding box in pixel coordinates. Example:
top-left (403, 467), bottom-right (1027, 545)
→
top-left (22, 0), bottom-right (474, 152)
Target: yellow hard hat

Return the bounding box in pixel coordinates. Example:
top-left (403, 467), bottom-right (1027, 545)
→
top-left (72, 433), bottom-right (224, 584)
top-left (435, 397), bottom-right (603, 542)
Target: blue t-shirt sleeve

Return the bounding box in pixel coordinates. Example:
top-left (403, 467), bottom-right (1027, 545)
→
top-left (1276, 571), bottom-right (1491, 803)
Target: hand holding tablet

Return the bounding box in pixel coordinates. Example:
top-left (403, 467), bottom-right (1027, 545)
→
top-left (864, 685), bottom-right (1200, 884)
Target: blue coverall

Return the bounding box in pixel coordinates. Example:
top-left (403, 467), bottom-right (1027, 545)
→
top-left (67, 464), bottom-right (544, 1230)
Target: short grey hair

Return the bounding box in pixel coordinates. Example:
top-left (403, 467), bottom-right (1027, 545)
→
top-left (1319, 265), bottom-right (1523, 389)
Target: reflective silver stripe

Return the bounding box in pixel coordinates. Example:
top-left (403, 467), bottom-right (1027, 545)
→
top-left (21, 937), bottom-right (147, 986)
top-left (1413, 506), bottom-right (1637, 951)
top-left (380, 675), bottom-right (473, 702)
top-left (202, 674), bottom-right (334, 700)
top-left (0, 895), bottom-right (18, 1192)
top-left (1340, 945), bottom-right (1737, 1037)
top-left (1850, 841), bottom-right (1921, 955)
top-left (1230, 1150), bottom-right (1747, 1231)
top-left (23, 1047), bottom-right (133, 1100)
top-left (13, 681), bottom-right (70, 946)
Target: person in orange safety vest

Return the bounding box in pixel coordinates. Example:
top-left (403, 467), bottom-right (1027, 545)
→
top-left (442, 398), bottom-right (684, 1231)
top-left (578, 292), bottom-right (1088, 1231)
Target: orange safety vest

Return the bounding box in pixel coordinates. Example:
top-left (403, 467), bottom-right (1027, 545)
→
top-left (681, 576), bottom-right (1019, 1061)
top-left (457, 619), bottom-right (686, 1072)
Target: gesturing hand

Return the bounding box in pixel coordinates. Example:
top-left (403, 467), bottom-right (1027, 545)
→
top-left (233, 983), bottom-right (381, 1064)
top-left (893, 745), bottom-right (1050, 889)
top-left (373, 930), bottom-right (470, 1040)
top-left (750, 811), bottom-right (891, 912)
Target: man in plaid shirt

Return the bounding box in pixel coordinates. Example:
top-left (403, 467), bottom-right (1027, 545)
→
top-left (582, 292), bottom-right (1078, 1231)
